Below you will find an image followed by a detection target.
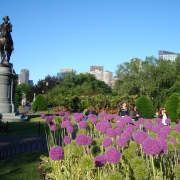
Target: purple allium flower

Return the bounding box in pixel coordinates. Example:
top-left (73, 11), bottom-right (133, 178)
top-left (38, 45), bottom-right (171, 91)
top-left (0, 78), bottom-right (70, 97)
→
top-left (157, 131), bottom-right (168, 139)
top-left (144, 123), bottom-right (152, 130)
top-left (115, 128), bottom-right (122, 136)
top-left (73, 113), bottom-right (79, 117)
top-left (64, 112), bottom-right (70, 117)
top-left (173, 126), bottom-right (180, 132)
top-left (134, 121), bottom-right (141, 129)
top-left (170, 138), bottom-right (177, 146)
top-left (133, 131), bottom-right (148, 144)
top-left (157, 138), bottom-right (168, 154)
top-left (64, 121), bottom-right (72, 128)
top-left (121, 132), bottom-right (131, 141)
top-left (115, 121), bottom-right (125, 129)
top-left (102, 137), bottom-right (113, 148)
top-left (106, 128), bottom-right (116, 138)
top-left (50, 125), bottom-right (57, 131)
top-left (116, 137), bottom-right (127, 147)
top-left (91, 117), bottom-right (98, 124)
top-left (105, 148), bottom-right (121, 164)
top-left (106, 114), bottom-right (113, 120)
top-left (75, 116), bottom-right (81, 123)
top-left (61, 122), bottom-right (66, 128)
top-left (63, 117), bottom-right (70, 121)
top-left (165, 118), bottom-right (171, 125)
top-left (66, 126), bottom-right (74, 134)
top-left (152, 125), bottom-right (161, 133)
top-left (155, 118), bottom-right (162, 124)
top-left (142, 138), bottom-right (162, 155)
top-left (86, 135), bottom-right (93, 145)
top-left (75, 134), bottom-right (87, 146)
top-left (79, 121), bottom-right (87, 129)
top-left (46, 116), bottom-right (52, 123)
top-left (124, 115), bottom-right (132, 123)
top-left (159, 122), bottom-right (165, 127)
top-left (41, 114), bottom-right (46, 119)
top-left (49, 146), bottom-right (64, 160)
top-left (96, 122), bottom-right (102, 131)
top-left (94, 154), bottom-right (106, 167)
top-left (139, 118), bottom-right (146, 123)
top-left (59, 111), bottom-right (65, 116)
top-left (63, 136), bottom-right (71, 144)
top-left (161, 126), bottom-right (171, 134)
top-left (78, 113), bottom-right (84, 119)
top-left (99, 122), bottom-right (112, 133)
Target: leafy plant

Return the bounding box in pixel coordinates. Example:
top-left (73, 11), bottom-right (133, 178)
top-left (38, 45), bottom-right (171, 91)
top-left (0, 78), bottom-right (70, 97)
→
top-left (32, 94), bottom-right (47, 111)
top-left (136, 95), bottom-right (155, 118)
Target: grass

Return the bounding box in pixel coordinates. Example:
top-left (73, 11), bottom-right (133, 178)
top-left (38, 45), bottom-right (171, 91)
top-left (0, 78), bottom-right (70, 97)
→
top-left (0, 150), bottom-right (48, 180)
top-left (0, 113), bottom-right (59, 136)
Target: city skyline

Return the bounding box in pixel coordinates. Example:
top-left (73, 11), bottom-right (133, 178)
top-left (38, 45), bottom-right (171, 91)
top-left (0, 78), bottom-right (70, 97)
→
top-left (1, 1), bottom-right (180, 85)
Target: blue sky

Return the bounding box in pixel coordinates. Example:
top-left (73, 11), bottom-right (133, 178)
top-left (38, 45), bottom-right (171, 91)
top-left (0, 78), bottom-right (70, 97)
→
top-left (1, 0), bottom-right (180, 84)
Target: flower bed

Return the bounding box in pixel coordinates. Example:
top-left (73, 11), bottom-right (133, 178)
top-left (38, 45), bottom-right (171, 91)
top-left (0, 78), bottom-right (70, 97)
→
top-left (39, 112), bottom-right (180, 180)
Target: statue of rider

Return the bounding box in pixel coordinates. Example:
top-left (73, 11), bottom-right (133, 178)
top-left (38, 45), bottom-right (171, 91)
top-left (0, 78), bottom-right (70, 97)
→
top-left (0, 16), bottom-right (14, 50)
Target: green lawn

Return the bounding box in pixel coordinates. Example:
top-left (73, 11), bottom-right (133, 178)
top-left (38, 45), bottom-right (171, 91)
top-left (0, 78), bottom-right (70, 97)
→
top-left (0, 114), bottom-right (49, 136)
top-left (0, 151), bottom-right (48, 180)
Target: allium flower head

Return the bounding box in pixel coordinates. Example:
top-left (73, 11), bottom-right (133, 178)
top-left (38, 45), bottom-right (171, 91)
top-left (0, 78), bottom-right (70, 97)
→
top-left (139, 118), bottom-right (146, 123)
top-left (123, 115), bottom-right (131, 123)
top-left (105, 148), bottom-right (121, 164)
top-left (134, 121), bottom-right (141, 129)
top-left (152, 125), bottom-right (161, 133)
top-left (165, 118), bottom-right (171, 125)
top-left (63, 117), bottom-right (70, 121)
top-left (64, 121), bottom-right (72, 128)
top-left (75, 116), bottom-right (81, 123)
top-left (106, 114), bottom-right (113, 120)
top-left (94, 154), bottom-right (106, 167)
top-left (173, 125), bottom-right (180, 132)
top-left (155, 118), bottom-right (162, 123)
top-left (144, 122), bottom-right (152, 130)
top-left (116, 137), bottom-right (127, 147)
top-left (86, 135), bottom-right (93, 145)
top-left (79, 121), bottom-right (87, 129)
top-left (41, 114), bottom-right (46, 119)
top-left (73, 113), bottom-right (79, 117)
top-left (66, 126), bottom-right (74, 134)
top-left (142, 138), bottom-right (162, 155)
top-left (106, 128), bottom-right (116, 138)
top-left (64, 112), bottom-right (70, 117)
top-left (133, 131), bottom-right (148, 144)
top-left (50, 125), bottom-right (57, 131)
top-left (157, 138), bottom-right (168, 154)
top-left (91, 117), bottom-right (98, 124)
top-left (102, 137), bottom-right (113, 148)
top-left (46, 116), bottom-right (53, 123)
top-left (49, 146), bottom-right (64, 160)
top-left (76, 134), bottom-right (87, 146)
top-left (161, 126), bottom-right (171, 134)
top-left (59, 111), bottom-right (65, 116)
top-left (115, 121), bottom-right (125, 129)
top-left (115, 128), bottom-right (122, 136)
top-left (159, 122), bottom-right (165, 127)
top-left (63, 136), bottom-right (71, 144)
top-left (158, 130), bottom-right (168, 139)
top-left (121, 132), bottom-right (131, 141)
top-left (99, 122), bottom-right (112, 133)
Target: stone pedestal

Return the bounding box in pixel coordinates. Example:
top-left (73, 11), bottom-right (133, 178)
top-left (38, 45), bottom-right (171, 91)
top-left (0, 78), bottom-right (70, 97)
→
top-left (0, 63), bottom-right (28, 122)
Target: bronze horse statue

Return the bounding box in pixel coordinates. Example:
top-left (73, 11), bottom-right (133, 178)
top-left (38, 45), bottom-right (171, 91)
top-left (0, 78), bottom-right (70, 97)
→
top-left (0, 16), bottom-right (14, 64)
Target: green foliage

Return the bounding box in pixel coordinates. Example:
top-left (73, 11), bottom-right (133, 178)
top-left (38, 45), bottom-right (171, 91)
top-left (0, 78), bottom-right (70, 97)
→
top-left (165, 92), bottom-right (180, 122)
top-left (15, 85), bottom-right (22, 106)
top-left (32, 94), bottom-right (47, 111)
top-left (135, 95), bottom-right (155, 118)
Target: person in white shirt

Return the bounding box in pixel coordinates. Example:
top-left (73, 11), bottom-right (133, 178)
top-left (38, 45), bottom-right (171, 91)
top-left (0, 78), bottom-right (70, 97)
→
top-left (158, 107), bottom-right (168, 126)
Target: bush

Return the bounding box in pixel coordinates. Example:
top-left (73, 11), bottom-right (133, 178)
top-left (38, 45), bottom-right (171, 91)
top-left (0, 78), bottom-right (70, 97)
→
top-left (32, 94), bottom-right (47, 111)
top-left (135, 95), bottom-right (155, 118)
top-left (165, 92), bottom-right (180, 122)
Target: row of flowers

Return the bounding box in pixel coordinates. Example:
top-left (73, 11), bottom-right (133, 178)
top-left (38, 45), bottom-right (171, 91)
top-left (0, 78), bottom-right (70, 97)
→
top-left (39, 111), bottom-right (180, 180)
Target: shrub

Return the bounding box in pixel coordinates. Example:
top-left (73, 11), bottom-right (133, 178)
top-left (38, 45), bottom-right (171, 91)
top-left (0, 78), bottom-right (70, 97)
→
top-left (165, 92), bottom-right (180, 122)
top-left (32, 94), bottom-right (47, 111)
top-left (135, 95), bottom-right (155, 118)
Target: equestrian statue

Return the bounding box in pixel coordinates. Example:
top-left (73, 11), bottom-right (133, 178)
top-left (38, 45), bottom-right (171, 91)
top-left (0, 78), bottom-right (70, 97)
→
top-left (0, 16), bottom-right (14, 64)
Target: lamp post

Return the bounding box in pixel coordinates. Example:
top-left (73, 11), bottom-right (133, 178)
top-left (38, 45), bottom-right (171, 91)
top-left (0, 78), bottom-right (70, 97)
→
top-left (46, 82), bottom-right (49, 114)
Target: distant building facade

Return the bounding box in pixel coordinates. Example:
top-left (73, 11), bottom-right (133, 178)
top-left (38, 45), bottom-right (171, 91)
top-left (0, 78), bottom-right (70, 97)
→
top-left (18, 69), bottom-right (29, 84)
top-left (158, 50), bottom-right (180, 61)
top-left (85, 66), bottom-right (113, 87)
top-left (57, 68), bottom-right (73, 79)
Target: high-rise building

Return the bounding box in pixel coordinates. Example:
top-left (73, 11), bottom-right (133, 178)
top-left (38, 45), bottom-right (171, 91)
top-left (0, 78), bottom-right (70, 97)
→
top-left (158, 50), bottom-right (180, 61)
top-left (85, 66), bottom-right (113, 87)
top-left (57, 68), bottom-right (73, 79)
top-left (18, 69), bottom-right (29, 84)
top-left (90, 66), bottom-right (104, 71)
